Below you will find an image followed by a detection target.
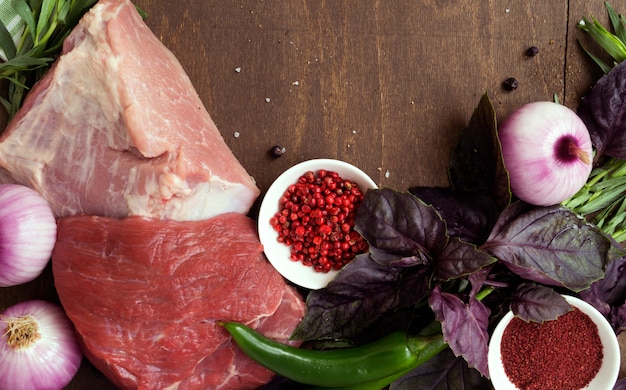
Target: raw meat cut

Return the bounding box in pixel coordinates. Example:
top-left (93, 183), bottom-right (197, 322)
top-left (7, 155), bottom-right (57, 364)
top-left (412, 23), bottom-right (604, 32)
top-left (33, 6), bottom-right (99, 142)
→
top-left (52, 213), bottom-right (306, 390)
top-left (0, 0), bottom-right (259, 221)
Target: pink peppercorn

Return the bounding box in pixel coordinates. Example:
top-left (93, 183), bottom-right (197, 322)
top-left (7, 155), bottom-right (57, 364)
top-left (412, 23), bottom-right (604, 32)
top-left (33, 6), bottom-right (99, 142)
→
top-left (269, 170), bottom-right (368, 273)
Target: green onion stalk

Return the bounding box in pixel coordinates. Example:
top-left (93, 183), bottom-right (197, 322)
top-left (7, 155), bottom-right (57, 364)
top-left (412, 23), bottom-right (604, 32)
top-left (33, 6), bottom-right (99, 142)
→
top-left (563, 157), bottom-right (626, 242)
top-left (562, 2), bottom-right (626, 243)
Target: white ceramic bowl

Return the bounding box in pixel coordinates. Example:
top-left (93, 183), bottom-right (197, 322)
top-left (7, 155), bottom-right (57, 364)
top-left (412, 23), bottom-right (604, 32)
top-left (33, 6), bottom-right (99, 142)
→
top-left (258, 159), bottom-right (377, 290)
top-left (488, 295), bottom-right (620, 390)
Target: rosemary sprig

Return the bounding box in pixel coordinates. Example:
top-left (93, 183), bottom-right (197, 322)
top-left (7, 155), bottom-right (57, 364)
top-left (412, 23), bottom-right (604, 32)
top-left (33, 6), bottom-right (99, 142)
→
top-left (0, 0), bottom-right (97, 120)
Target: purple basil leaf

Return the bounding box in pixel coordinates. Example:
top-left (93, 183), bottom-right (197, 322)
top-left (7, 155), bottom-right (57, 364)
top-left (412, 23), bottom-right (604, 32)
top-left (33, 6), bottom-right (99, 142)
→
top-left (581, 254), bottom-right (626, 333)
top-left (581, 255), bottom-right (626, 308)
top-left (390, 348), bottom-right (490, 390)
top-left (408, 186), bottom-right (499, 244)
top-left (355, 188), bottom-right (448, 267)
top-left (291, 254), bottom-right (431, 341)
top-left (510, 283), bottom-right (572, 322)
top-left (482, 201), bottom-right (609, 291)
top-left (577, 60), bottom-right (626, 159)
top-left (581, 288), bottom-right (613, 319)
top-left (429, 286), bottom-right (490, 377)
top-left (580, 248), bottom-right (626, 331)
top-left (434, 237), bottom-right (497, 281)
top-left (448, 92), bottom-right (511, 212)
top-left (610, 304), bottom-right (626, 334)
top-left (468, 266), bottom-right (492, 299)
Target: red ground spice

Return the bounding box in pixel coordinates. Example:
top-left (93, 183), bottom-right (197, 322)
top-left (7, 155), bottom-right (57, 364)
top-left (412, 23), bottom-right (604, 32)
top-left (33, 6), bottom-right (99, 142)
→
top-left (269, 170), bottom-right (368, 273)
top-left (500, 307), bottom-right (603, 390)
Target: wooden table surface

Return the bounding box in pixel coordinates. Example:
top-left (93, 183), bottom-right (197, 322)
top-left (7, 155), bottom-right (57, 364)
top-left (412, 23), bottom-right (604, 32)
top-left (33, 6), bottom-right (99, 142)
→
top-left (0, 1), bottom-right (620, 388)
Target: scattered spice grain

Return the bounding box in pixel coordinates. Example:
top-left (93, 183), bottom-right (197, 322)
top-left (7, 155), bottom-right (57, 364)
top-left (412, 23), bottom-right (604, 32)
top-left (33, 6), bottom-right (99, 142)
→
top-left (270, 146), bottom-right (286, 158)
top-left (525, 46), bottom-right (539, 57)
top-left (500, 307), bottom-right (603, 390)
top-left (502, 77), bottom-right (518, 91)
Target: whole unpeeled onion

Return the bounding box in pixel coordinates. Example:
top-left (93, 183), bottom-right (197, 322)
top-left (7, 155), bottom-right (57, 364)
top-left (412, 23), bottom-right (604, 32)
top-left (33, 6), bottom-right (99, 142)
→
top-left (0, 300), bottom-right (82, 390)
top-left (0, 184), bottom-right (57, 287)
top-left (498, 101), bottom-right (593, 206)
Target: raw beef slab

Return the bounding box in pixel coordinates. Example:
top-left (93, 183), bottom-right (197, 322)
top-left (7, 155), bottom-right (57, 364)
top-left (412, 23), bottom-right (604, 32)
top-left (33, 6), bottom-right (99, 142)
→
top-left (0, 0), bottom-right (259, 221)
top-left (52, 213), bottom-right (305, 390)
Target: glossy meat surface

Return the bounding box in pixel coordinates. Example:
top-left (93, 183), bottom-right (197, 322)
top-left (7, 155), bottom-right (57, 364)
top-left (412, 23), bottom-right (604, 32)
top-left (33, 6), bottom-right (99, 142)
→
top-left (52, 213), bottom-right (305, 389)
top-left (0, 0), bottom-right (259, 221)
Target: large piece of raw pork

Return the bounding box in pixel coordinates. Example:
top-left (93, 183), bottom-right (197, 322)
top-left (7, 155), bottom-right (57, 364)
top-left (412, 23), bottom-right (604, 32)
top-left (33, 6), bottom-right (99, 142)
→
top-left (0, 0), bottom-right (259, 221)
top-left (52, 212), bottom-right (306, 389)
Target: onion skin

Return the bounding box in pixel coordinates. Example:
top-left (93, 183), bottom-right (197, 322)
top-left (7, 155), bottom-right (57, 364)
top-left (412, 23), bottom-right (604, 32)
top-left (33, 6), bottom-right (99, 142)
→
top-left (0, 184), bottom-right (57, 287)
top-left (0, 300), bottom-right (82, 390)
top-left (498, 101), bottom-right (593, 206)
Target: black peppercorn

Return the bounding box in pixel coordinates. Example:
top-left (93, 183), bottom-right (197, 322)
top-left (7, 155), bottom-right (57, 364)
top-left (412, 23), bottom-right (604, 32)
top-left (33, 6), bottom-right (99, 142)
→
top-left (270, 145), bottom-right (286, 158)
top-left (525, 46), bottom-right (539, 57)
top-left (502, 78), bottom-right (518, 91)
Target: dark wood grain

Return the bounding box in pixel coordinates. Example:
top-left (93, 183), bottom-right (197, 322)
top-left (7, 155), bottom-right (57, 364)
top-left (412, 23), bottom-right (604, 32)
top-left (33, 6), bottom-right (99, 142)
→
top-left (0, 1), bottom-right (620, 388)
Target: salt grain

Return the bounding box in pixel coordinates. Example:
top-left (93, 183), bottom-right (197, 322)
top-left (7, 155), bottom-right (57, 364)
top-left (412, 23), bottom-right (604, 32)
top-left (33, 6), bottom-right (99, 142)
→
top-left (384, 170), bottom-right (390, 178)
top-left (265, 98), bottom-right (271, 103)
top-left (233, 132), bottom-right (240, 138)
top-left (235, 67), bottom-right (241, 73)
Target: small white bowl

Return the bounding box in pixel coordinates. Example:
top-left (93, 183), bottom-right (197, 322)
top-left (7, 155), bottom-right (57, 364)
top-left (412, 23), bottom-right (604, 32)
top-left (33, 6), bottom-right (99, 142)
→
top-left (488, 295), bottom-right (620, 390)
top-left (258, 159), bottom-right (377, 290)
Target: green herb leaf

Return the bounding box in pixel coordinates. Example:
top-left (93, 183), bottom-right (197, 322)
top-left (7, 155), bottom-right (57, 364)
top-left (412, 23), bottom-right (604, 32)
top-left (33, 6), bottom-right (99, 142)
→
top-left (13, 0), bottom-right (36, 43)
top-left (0, 0), bottom-right (98, 120)
top-left (579, 16), bottom-right (626, 64)
top-left (36, 0), bottom-right (57, 45)
top-left (58, 0), bottom-right (70, 24)
top-left (0, 17), bottom-right (16, 59)
top-left (578, 3), bottom-right (626, 73)
top-left (577, 39), bottom-right (613, 74)
top-left (605, 1), bottom-right (626, 45)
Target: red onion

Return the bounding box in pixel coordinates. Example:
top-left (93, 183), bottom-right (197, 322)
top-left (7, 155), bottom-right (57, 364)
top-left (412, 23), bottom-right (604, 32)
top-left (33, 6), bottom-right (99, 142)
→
top-left (0, 300), bottom-right (82, 390)
top-left (498, 101), bottom-right (593, 206)
top-left (0, 184), bottom-right (57, 287)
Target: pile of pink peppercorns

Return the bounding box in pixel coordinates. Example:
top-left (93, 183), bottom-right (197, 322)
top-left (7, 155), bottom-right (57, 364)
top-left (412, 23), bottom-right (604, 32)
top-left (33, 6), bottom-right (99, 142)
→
top-left (269, 169), bottom-right (369, 273)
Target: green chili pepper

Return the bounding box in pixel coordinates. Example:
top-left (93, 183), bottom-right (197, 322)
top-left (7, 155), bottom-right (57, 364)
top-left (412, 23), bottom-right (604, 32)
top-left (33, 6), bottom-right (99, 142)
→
top-left (221, 321), bottom-right (447, 388)
top-left (303, 364), bottom-right (420, 390)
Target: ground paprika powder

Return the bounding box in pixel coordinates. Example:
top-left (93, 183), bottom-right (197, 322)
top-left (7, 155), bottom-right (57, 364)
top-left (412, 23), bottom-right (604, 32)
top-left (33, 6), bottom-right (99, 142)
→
top-left (500, 307), bottom-right (603, 390)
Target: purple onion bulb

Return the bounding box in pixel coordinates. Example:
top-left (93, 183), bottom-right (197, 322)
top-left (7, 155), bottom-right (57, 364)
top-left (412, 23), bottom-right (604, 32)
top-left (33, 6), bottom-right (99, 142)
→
top-left (498, 101), bottom-right (593, 206)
